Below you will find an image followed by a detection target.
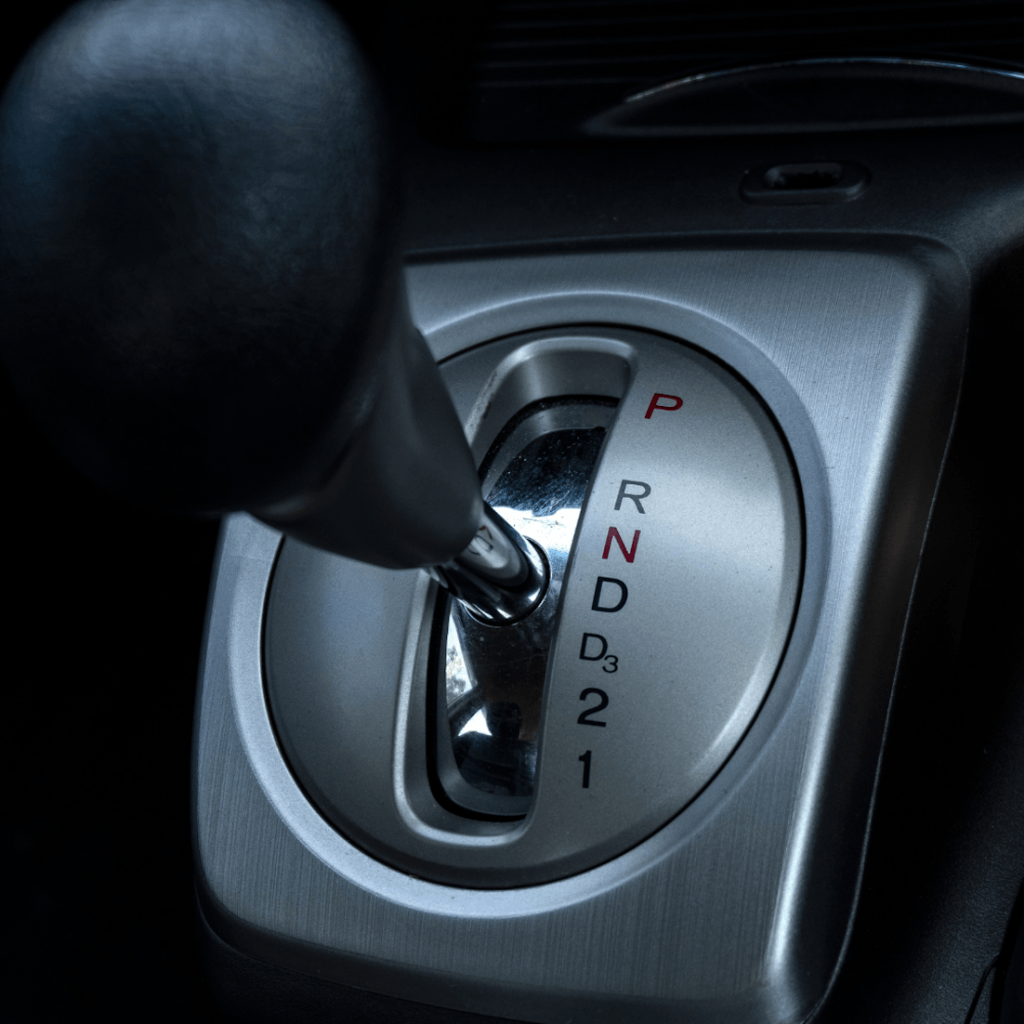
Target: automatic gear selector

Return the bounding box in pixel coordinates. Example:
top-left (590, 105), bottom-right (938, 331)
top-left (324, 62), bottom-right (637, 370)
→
top-left (0, 0), bottom-right (802, 887)
top-left (2, 0), bottom-right (969, 1021)
top-left (193, 244), bottom-right (962, 1023)
top-left (266, 326), bottom-right (802, 885)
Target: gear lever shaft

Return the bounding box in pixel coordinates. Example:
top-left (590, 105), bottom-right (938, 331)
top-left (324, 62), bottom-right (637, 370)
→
top-left (0, 0), bottom-right (545, 624)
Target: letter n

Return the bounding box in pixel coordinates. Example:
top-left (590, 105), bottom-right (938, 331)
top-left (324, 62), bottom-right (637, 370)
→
top-left (602, 527), bottom-right (640, 563)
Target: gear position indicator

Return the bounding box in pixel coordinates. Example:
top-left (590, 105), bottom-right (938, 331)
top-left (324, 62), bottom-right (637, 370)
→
top-left (433, 330), bottom-right (802, 871)
top-left (265, 328), bottom-right (802, 887)
top-left (528, 344), bottom-right (802, 871)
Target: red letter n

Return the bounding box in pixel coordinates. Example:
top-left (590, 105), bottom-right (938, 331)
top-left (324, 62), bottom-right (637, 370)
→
top-left (602, 527), bottom-right (640, 563)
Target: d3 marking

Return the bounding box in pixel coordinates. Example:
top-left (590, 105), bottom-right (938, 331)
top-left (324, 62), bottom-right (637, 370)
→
top-left (579, 632), bottom-right (620, 673)
top-left (580, 632), bottom-right (608, 660)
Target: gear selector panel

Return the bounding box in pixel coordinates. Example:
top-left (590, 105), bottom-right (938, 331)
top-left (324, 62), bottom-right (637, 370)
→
top-left (265, 327), bottom-right (802, 887)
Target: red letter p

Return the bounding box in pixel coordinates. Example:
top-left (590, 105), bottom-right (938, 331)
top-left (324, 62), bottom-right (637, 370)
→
top-left (644, 393), bottom-right (683, 419)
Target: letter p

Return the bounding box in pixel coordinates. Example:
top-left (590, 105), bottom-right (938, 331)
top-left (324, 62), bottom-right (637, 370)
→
top-left (645, 393), bottom-right (683, 419)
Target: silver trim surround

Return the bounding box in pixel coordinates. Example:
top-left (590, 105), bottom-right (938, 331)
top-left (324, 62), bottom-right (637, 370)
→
top-left (585, 56), bottom-right (1024, 136)
top-left (623, 56), bottom-right (1024, 106)
top-left (264, 329), bottom-right (803, 885)
top-left (194, 248), bottom-right (966, 1023)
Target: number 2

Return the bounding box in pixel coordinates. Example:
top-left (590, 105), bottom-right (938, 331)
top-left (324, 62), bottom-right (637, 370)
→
top-left (578, 687), bottom-right (609, 726)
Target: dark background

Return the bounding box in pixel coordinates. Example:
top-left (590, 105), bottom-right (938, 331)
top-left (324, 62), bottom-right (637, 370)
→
top-left (2, 4), bottom-right (230, 1019)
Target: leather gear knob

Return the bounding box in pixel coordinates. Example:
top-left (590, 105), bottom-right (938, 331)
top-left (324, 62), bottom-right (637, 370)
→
top-left (0, 0), bottom-right (482, 568)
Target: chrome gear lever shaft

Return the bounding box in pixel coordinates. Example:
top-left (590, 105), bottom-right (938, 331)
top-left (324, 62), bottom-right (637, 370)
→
top-left (431, 504), bottom-right (548, 626)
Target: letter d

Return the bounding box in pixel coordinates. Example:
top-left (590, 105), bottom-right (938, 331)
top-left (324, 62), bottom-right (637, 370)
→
top-left (592, 577), bottom-right (628, 613)
top-left (580, 633), bottom-right (609, 660)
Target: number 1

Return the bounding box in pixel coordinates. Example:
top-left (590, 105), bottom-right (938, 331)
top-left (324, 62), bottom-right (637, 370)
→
top-left (579, 750), bottom-right (592, 788)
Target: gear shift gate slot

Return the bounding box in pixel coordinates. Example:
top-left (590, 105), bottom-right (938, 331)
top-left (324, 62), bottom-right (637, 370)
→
top-left (437, 400), bottom-right (617, 818)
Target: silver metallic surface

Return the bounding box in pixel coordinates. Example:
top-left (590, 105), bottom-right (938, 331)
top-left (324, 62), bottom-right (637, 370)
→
top-left (440, 401), bottom-right (615, 817)
top-left (623, 56), bottom-right (1024, 105)
top-left (194, 248), bottom-right (966, 1023)
top-left (429, 501), bottom-right (548, 626)
top-left (532, 332), bottom-right (801, 866)
top-left (586, 57), bottom-right (1024, 136)
top-left (264, 328), bottom-right (801, 884)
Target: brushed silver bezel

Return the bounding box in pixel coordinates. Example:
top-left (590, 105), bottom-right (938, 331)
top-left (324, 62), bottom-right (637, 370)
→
top-left (194, 246), bottom-right (965, 1024)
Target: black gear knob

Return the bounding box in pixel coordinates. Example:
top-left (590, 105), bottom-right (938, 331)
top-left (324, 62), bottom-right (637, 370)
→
top-left (0, 0), bottom-right (483, 569)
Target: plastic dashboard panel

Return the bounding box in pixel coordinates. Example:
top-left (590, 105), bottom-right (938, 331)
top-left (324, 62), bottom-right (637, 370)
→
top-left (193, 246), bottom-right (966, 1023)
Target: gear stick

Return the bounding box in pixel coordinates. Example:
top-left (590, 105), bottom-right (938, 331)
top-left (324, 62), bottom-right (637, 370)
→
top-left (0, 0), bottom-right (544, 624)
